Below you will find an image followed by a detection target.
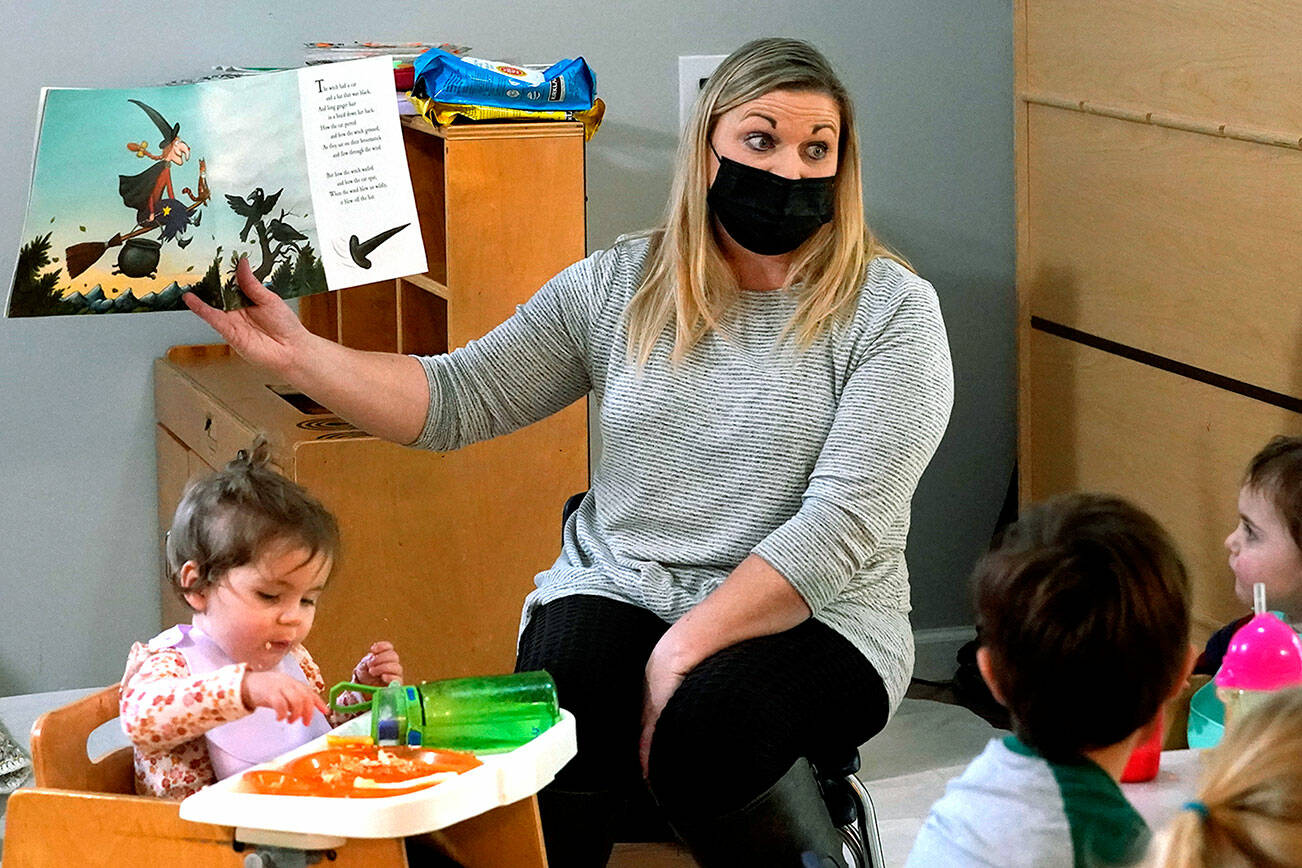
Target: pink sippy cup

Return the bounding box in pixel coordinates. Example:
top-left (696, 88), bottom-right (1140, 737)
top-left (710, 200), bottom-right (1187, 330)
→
top-left (1214, 583), bottom-right (1302, 729)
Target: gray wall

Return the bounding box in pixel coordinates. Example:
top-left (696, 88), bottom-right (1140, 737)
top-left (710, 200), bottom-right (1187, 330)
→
top-left (0, 1), bottom-right (1013, 694)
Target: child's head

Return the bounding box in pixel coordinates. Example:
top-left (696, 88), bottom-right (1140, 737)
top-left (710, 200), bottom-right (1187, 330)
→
top-left (973, 493), bottom-right (1191, 762)
top-left (1226, 436), bottom-right (1302, 615)
top-left (1146, 687), bottom-right (1302, 868)
top-left (166, 439), bottom-right (339, 668)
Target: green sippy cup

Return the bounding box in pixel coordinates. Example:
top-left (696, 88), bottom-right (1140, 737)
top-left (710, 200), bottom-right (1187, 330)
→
top-left (329, 670), bottom-right (560, 753)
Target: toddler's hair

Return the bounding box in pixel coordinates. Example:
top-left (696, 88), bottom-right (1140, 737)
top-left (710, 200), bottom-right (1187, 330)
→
top-left (166, 437), bottom-right (339, 607)
top-left (1243, 435), bottom-right (1302, 550)
top-left (1146, 687), bottom-right (1302, 868)
top-left (974, 492), bottom-right (1190, 762)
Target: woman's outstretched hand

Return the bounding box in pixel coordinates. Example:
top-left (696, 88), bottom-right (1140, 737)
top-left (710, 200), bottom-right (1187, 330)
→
top-left (183, 257), bottom-right (315, 378)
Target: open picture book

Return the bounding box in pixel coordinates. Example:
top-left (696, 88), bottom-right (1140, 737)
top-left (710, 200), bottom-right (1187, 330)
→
top-left (8, 55), bottom-right (426, 317)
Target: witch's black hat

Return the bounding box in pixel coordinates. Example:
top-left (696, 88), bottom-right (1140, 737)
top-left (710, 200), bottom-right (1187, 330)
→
top-left (349, 223), bottom-right (410, 268)
top-left (129, 99), bottom-right (180, 148)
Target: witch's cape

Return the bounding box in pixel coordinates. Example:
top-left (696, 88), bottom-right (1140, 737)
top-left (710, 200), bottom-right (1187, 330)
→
top-left (119, 162), bottom-right (170, 213)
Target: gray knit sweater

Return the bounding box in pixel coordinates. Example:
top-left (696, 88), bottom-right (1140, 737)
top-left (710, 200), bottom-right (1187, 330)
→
top-left (413, 234), bottom-right (953, 711)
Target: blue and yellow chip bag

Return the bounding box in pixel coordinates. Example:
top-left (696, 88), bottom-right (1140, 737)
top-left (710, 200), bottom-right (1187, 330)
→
top-left (412, 48), bottom-right (596, 112)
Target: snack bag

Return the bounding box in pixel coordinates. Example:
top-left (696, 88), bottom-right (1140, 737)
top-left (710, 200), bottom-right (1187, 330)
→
top-left (412, 48), bottom-right (596, 111)
top-left (408, 94), bottom-right (606, 140)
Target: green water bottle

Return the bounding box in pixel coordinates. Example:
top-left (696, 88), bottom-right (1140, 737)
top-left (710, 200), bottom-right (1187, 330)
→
top-left (329, 670), bottom-right (560, 753)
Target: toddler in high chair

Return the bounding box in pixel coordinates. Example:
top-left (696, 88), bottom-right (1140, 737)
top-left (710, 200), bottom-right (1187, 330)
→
top-left (1195, 435), bottom-right (1302, 676)
top-left (119, 439), bottom-right (403, 799)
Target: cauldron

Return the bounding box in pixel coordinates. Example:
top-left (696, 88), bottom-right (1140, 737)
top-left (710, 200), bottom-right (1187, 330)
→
top-left (114, 237), bottom-right (161, 279)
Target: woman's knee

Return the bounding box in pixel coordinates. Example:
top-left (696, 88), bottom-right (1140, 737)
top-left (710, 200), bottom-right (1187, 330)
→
top-left (647, 670), bottom-right (795, 817)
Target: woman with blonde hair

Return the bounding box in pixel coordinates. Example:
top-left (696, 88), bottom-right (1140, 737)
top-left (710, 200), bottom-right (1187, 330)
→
top-left (187, 37), bottom-right (953, 867)
top-left (1148, 688), bottom-right (1302, 868)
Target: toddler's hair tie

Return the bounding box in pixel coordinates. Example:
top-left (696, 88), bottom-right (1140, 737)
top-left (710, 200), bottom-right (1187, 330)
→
top-left (1182, 800), bottom-right (1209, 819)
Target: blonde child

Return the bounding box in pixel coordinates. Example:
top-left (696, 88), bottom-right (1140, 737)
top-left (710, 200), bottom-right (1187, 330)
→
top-left (120, 441), bottom-right (402, 799)
top-left (907, 493), bottom-right (1196, 867)
top-left (1146, 687), bottom-right (1302, 867)
top-left (1197, 436), bottom-right (1302, 675)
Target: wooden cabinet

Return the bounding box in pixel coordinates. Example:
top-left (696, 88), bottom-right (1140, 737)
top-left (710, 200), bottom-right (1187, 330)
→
top-left (154, 119), bottom-right (590, 685)
top-left (1015, 1), bottom-right (1302, 642)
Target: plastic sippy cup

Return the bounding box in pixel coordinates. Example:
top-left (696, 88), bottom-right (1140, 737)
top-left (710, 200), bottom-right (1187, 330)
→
top-left (1214, 583), bottom-right (1302, 729)
top-left (329, 670), bottom-right (561, 753)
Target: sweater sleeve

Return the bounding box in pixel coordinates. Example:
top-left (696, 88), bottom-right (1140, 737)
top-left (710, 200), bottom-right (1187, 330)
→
top-left (119, 645), bottom-right (250, 752)
top-left (410, 245), bottom-right (618, 452)
top-left (750, 273), bottom-right (954, 614)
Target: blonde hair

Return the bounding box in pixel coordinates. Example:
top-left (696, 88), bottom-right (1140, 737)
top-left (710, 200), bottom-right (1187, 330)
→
top-left (1146, 688), bottom-right (1302, 868)
top-left (625, 37), bottom-right (907, 363)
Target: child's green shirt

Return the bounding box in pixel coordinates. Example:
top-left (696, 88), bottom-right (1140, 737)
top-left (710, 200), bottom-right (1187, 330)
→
top-left (906, 735), bottom-right (1150, 867)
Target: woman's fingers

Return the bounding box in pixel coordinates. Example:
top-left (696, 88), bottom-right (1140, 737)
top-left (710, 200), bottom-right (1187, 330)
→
top-left (182, 289), bottom-right (228, 332)
top-left (234, 256), bottom-right (283, 306)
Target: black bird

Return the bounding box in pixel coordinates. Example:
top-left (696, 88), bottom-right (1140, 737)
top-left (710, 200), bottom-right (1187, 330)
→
top-left (267, 210), bottom-right (308, 248)
top-left (224, 187), bottom-right (282, 242)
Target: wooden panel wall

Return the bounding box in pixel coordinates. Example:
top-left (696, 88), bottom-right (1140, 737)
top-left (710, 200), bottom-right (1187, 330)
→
top-left (1016, 0), bottom-right (1302, 642)
top-left (1024, 106), bottom-right (1302, 397)
top-left (1024, 0), bottom-right (1302, 133)
top-left (1025, 330), bottom-right (1302, 638)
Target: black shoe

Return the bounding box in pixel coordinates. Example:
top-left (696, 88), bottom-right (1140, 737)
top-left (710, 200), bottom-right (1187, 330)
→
top-left (669, 758), bottom-right (848, 868)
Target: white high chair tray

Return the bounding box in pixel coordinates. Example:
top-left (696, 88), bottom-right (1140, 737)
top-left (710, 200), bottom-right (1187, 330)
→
top-left (179, 709), bottom-right (576, 839)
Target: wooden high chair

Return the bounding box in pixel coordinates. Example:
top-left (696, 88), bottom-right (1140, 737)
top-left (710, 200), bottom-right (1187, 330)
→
top-left (2, 685), bottom-right (548, 867)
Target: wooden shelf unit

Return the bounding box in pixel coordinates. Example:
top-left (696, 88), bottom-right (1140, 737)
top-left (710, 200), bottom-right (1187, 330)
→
top-left (154, 118), bottom-right (590, 686)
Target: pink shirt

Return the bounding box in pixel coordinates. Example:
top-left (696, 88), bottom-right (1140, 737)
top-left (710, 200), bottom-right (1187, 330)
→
top-left (120, 625), bottom-right (359, 799)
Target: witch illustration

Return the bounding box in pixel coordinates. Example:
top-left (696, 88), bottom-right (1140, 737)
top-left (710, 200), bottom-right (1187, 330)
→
top-left (118, 99), bottom-right (202, 242)
top-left (66, 100), bottom-right (209, 279)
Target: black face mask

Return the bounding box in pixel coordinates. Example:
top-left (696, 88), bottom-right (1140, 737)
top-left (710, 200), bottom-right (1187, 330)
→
top-left (706, 146), bottom-right (836, 256)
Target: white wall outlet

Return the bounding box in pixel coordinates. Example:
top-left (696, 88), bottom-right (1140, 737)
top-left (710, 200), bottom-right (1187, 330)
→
top-left (678, 55), bottom-right (726, 130)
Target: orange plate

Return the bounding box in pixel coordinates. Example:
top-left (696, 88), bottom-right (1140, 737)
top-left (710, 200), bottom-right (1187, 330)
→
top-left (240, 745), bottom-right (482, 798)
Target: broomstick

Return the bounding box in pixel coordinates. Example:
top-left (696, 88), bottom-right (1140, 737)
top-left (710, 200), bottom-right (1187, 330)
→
top-left (65, 160), bottom-right (209, 279)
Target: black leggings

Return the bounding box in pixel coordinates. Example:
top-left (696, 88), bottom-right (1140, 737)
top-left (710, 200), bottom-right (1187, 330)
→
top-left (515, 594), bottom-right (890, 863)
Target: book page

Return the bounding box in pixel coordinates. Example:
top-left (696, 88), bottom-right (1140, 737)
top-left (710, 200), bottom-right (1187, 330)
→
top-left (297, 56), bottom-right (425, 290)
top-left (8, 57), bottom-right (424, 317)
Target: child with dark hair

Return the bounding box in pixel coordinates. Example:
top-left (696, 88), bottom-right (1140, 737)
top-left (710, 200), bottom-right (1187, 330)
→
top-left (1196, 435), bottom-right (1302, 676)
top-left (120, 439), bottom-right (402, 799)
top-left (907, 493), bottom-right (1196, 868)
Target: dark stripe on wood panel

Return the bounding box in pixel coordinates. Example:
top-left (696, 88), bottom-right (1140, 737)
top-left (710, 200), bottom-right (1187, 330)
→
top-left (1030, 316), bottom-right (1302, 414)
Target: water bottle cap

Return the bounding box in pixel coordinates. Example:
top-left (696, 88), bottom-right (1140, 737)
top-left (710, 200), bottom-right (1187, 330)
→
top-left (1215, 612), bottom-right (1302, 691)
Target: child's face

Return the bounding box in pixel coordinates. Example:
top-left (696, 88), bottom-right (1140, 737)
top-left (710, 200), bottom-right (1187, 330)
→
top-left (1225, 485), bottom-right (1302, 615)
top-left (183, 540), bottom-right (331, 671)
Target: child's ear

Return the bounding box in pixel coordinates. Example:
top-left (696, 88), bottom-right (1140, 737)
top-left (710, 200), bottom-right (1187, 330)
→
top-left (178, 561), bottom-right (207, 612)
top-left (975, 646), bottom-right (1009, 707)
top-left (1166, 642), bottom-right (1200, 701)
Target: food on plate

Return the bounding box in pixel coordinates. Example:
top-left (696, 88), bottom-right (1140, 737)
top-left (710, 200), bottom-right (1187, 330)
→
top-left (239, 744), bottom-right (481, 798)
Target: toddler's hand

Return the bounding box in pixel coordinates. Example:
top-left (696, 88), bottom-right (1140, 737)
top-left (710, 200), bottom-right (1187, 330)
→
top-left (242, 670), bottom-right (328, 724)
top-left (352, 641), bottom-right (403, 686)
